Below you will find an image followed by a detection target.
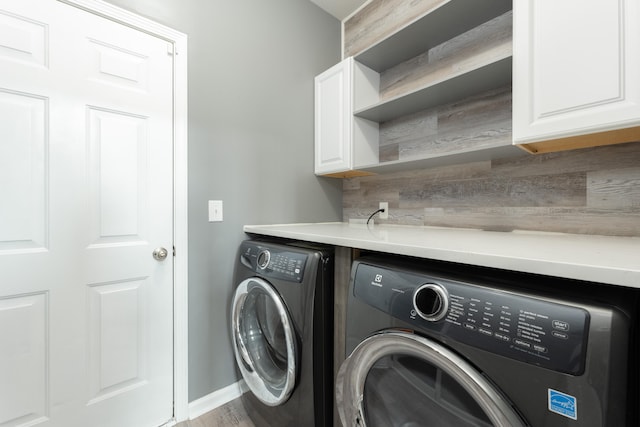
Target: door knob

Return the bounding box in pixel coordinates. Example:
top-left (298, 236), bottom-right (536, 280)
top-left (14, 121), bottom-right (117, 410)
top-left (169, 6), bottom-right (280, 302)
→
top-left (153, 247), bottom-right (169, 261)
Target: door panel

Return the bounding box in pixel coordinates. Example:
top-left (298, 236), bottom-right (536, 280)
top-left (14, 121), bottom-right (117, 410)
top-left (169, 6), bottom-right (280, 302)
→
top-left (0, 89), bottom-right (47, 252)
top-left (87, 38), bottom-right (150, 91)
top-left (87, 107), bottom-right (149, 245)
top-left (0, 1), bottom-right (173, 426)
top-left (0, 10), bottom-right (48, 67)
top-left (87, 278), bottom-right (148, 404)
top-left (0, 293), bottom-right (48, 426)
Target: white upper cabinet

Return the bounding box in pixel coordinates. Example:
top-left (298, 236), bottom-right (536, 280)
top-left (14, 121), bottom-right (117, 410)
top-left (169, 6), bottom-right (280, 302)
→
top-left (314, 57), bottom-right (379, 177)
top-left (513, 0), bottom-right (640, 153)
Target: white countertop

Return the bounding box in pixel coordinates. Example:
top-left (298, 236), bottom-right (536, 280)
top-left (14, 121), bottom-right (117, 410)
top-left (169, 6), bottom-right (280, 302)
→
top-left (244, 222), bottom-right (640, 288)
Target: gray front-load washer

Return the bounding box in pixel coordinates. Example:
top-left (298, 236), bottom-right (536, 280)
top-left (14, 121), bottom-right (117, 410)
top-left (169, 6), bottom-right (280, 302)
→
top-left (231, 239), bottom-right (334, 427)
top-left (337, 255), bottom-right (637, 427)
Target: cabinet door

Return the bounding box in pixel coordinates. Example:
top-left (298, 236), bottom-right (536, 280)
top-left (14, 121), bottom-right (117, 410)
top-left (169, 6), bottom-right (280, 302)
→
top-left (513, 0), bottom-right (640, 153)
top-left (315, 59), bottom-right (352, 175)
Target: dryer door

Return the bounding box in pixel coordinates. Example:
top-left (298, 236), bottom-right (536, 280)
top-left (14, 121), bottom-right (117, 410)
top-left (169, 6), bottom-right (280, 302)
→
top-left (336, 330), bottom-right (528, 427)
top-left (232, 277), bottom-right (298, 406)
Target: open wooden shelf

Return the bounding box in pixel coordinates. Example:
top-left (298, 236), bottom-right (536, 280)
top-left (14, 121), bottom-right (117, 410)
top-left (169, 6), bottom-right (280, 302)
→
top-left (354, 0), bottom-right (512, 72)
top-left (354, 55), bottom-right (512, 123)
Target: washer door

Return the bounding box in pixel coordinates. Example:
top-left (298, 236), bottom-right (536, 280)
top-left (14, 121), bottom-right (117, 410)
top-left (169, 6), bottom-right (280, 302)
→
top-left (336, 331), bottom-right (527, 427)
top-left (232, 277), bottom-right (298, 406)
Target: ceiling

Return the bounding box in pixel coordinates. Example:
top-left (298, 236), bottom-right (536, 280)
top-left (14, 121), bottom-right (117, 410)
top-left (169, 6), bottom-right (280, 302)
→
top-left (310, 0), bottom-right (368, 20)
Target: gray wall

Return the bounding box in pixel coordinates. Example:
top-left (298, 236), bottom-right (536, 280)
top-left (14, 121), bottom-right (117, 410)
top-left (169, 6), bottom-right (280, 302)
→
top-left (103, 0), bottom-right (342, 401)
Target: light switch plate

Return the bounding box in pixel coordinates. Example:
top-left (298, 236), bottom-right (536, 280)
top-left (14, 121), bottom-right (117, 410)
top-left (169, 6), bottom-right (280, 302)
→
top-left (208, 200), bottom-right (223, 222)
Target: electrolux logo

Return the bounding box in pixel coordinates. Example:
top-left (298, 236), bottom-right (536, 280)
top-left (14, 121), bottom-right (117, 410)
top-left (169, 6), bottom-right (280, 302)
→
top-left (548, 389), bottom-right (577, 420)
top-left (370, 274), bottom-right (383, 287)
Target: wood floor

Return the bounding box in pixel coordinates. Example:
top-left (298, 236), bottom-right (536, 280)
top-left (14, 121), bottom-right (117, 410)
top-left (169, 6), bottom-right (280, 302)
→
top-left (176, 398), bottom-right (255, 427)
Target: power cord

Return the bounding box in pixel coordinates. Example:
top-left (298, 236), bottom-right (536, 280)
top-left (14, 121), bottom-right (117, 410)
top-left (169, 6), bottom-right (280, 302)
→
top-left (366, 208), bottom-right (386, 225)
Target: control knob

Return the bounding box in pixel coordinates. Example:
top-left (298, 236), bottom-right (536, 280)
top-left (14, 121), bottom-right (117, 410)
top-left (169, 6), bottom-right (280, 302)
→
top-left (257, 250), bottom-right (271, 269)
top-left (413, 283), bottom-right (449, 321)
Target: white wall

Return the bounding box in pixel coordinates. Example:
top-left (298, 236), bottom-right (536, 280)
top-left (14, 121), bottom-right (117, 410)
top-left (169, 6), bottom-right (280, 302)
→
top-left (104, 0), bottom-right (342, 401)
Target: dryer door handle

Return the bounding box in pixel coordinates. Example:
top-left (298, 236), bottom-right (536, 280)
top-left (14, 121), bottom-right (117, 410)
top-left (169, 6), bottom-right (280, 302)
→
top-left (232, 294), bottom-right (255, 372)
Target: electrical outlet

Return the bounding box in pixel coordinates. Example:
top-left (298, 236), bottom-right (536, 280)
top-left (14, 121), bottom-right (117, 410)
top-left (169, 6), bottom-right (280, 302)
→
top-left (379, 202), bottom-right (389, 219)
top-left (208, 200), bottom-right (223, 222)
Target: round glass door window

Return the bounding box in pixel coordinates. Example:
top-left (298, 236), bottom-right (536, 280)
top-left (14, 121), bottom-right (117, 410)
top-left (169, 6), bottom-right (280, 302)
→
top-left (232, 277), bottom-right (297, 406)
top-left (364, 354), bottom-right (494, 426)
top-left (337, 331), bottom-right (526, 427)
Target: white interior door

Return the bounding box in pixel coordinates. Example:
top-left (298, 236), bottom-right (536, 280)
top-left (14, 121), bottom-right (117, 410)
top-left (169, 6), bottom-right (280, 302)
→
top-left (0, 1), bottom-right (174, 426)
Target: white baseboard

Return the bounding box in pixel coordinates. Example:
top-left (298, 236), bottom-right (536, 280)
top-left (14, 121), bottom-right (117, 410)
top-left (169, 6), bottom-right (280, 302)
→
top-left (188, 380), bottom-right (248, 420)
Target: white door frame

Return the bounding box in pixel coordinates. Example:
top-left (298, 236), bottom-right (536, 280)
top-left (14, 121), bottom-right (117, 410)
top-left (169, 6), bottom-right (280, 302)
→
top-left (58, 0), bottom-right (189, 422)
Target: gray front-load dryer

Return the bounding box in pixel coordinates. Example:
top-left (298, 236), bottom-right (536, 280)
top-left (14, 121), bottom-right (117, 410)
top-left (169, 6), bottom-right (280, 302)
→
top-left (337, 255), bottom-right (637, 427)
top-left (231, 239), bottom-right (334, 427)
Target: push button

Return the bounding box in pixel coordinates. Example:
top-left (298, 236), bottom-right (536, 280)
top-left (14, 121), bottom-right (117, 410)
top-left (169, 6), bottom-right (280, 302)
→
top-left (552, 330), bottom-right (569, 340)
top-left (514, 339), bottom-right (532, 349)
top-left (552, 320), bottom-right (570, 331)
top-left (533, 344), bottom-right (548, 353)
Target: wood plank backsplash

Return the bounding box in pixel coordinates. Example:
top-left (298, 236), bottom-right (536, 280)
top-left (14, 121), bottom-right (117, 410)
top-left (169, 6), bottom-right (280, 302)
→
top-left (343, 141), bottom-right (640, 236)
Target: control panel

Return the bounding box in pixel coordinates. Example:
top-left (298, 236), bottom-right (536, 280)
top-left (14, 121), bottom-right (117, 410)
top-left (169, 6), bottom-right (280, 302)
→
top-left (240, 242), bottom-right (307, 282)
top-left (353, 261), bottom-right (590, 375)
